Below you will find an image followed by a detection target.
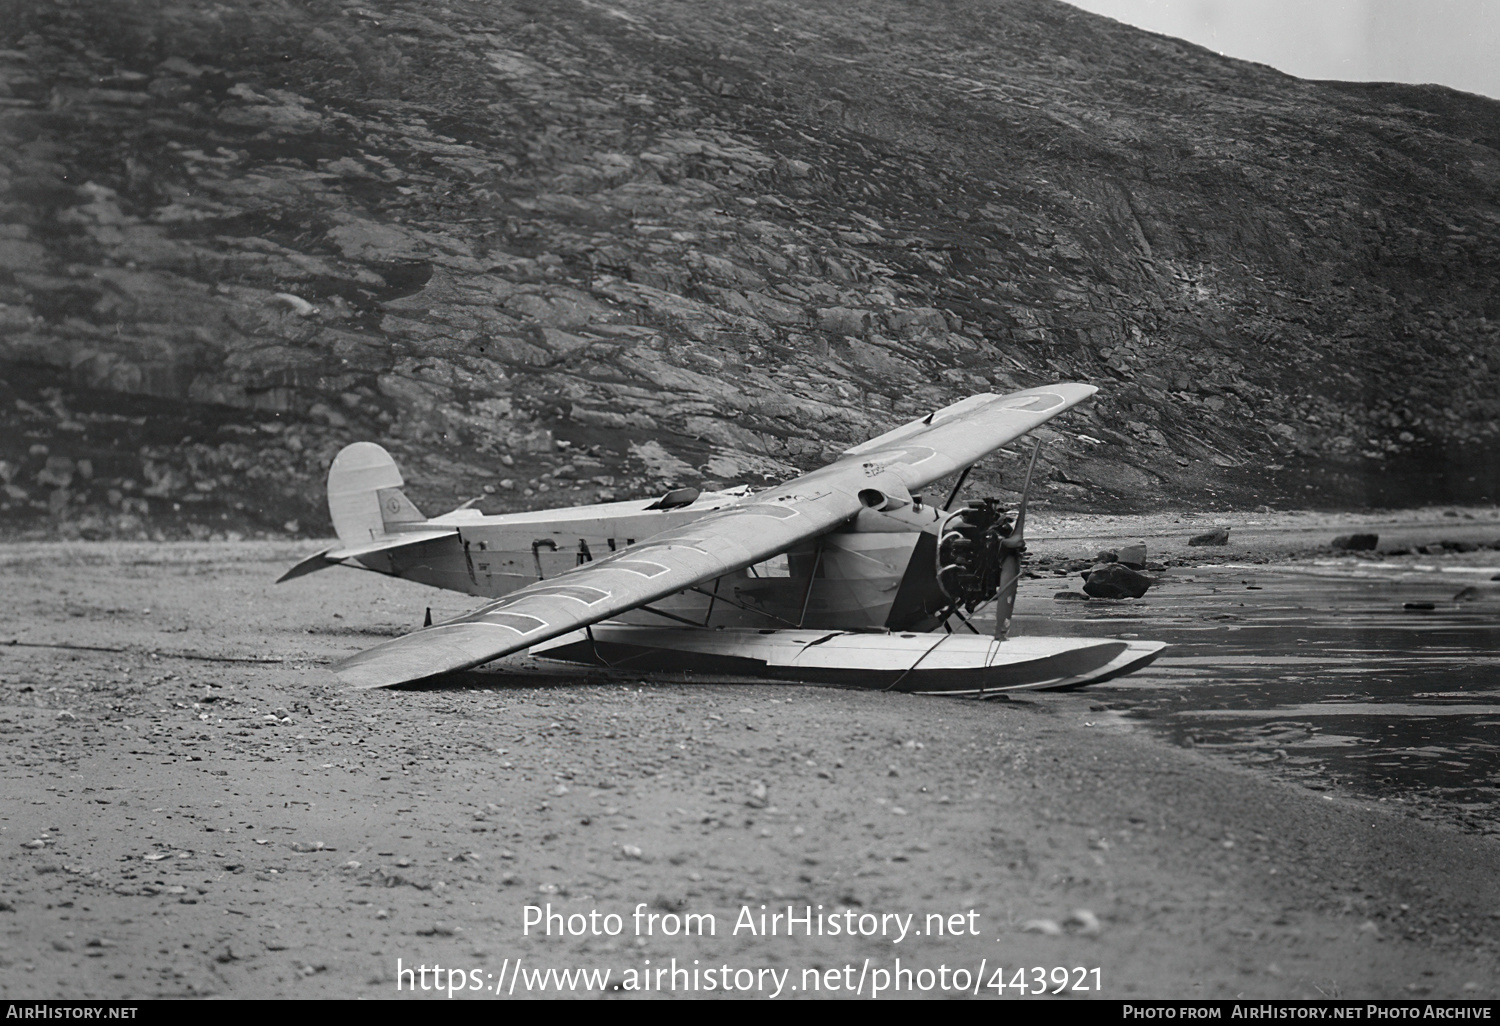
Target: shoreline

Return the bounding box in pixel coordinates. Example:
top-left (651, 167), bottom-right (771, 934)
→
top-left (0, 535), bottom-right (1496, 998)
top-left (4, 502), bottom-right (1498, 562)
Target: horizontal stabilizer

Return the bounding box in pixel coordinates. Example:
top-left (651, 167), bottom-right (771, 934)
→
top-left (276, 548), bottom-right (337, 584)
top-left (326, 528), bottom-right (457, 561)
top-left (277, 528), bottom-right (458, 585)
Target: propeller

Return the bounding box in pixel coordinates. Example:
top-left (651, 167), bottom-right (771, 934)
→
top-left (993, 438), bottom-right (1042, 640)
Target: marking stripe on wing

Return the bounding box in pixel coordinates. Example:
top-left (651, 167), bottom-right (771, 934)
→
top-left (476, 611), bottom-right (549, 634)
top-left (627, 541), bottom-right (711, 556)
top-left (607, 559), bottom-right (672, 578)
top-left (523, 584), bottom-right (610, 605)
top-left (998, 392), bottom-right (1065, 411)
top-left (735, 504), bottom-right (799, 519)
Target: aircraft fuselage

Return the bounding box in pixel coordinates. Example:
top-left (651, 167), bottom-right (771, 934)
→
top-left (350, 491), bottom-right (949, 631)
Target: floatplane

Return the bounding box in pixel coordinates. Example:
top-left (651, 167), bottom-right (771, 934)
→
top-left (281, 384), bottom-right (1164, 694)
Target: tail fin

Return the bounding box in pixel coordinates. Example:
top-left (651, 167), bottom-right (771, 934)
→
top-left (326, 442), bottom-right (427, 546)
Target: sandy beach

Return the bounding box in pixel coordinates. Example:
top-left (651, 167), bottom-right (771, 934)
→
top-left (1, 508), bottom-right (1497, 999)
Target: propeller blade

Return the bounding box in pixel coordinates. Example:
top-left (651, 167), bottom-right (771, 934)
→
top-left (993, 550), bottom-right (1023, 639)
top-left (995, 438), bottom-right (1044, 639)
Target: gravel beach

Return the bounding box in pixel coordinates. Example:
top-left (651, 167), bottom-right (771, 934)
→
top-left (1, 509), bottom-right (1497, 999)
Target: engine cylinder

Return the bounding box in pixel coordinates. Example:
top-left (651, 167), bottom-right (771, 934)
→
top-left (935, 499), bottom-right (1016, 610)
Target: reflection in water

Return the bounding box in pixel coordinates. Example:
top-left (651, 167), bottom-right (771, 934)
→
top-left (1010, 559), bottom-right (1500, 835)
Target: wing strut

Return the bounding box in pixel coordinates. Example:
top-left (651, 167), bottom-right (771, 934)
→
top-left (796, 543), bottom-right (825, 628)
top-left (584, 625), bottom-right (615, 668)
top-left (942, 465), bottom-right (974, 510)
top-left (948, 605), bottom-right (982, 635)
top-left (882, 631), bottom-right (955, 691)
top-left (686, 585), bottom-right (801, 629)
top-left (994, 439), bottom-right (1043, 640)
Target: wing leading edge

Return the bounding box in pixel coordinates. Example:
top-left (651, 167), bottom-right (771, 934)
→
top-left (332, 383), bottom-right (1096, 689)
top-left (845, 382), bottom-right (1097, 493)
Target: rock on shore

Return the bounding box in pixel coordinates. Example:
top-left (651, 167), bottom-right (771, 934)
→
top-left (1081, 562), bottom-right (1154, 599)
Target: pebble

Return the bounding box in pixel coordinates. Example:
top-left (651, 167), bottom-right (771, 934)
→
top-left (1068, 908), bottom-right (1102, 936)
top-left (271, 293), bottom-right (316, 317)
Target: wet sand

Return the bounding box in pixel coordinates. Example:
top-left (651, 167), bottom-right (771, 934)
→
top-left (1, 508), bottom-right (1498, 999)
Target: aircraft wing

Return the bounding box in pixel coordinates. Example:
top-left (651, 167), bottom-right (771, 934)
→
top-left (333, 382), bottom-right (1095, 689)
top-left (334, 490), bottom-right (861, 688)
top-left (845, 382), bottom-right (1097, 493)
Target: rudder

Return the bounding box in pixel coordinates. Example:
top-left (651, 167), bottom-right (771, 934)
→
top-left (326, 442), bottom-right (426, 545)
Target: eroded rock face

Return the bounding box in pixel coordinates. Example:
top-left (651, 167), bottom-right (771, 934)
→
top-left (1, 0), bottom-right (1498, 539)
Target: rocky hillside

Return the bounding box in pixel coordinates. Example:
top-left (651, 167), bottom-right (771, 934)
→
top-left (2, 0), bottom-right (1498, 541)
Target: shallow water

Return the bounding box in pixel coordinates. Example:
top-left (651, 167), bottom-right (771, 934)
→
top-left (1010, 558), bottom-right (1500, 835)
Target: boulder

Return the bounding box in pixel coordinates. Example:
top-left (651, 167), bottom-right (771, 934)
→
top-left (1188, 528), bottom-right (1230, 546)
top-left (1053, 591), bottom-right (1090, 601)
top-left (816, 307), bottom-right (873, 336)
top-left (36, 456), bottom-right (76, 489)
top-left (1330, 533), bottom-right (1378, 551)
top-left (884, 307), bottom-right (949, 337)
top-left (1081, 563), bottom-right (1153, 599)
top-left (1116, 541), bottom-right (1147, 567)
